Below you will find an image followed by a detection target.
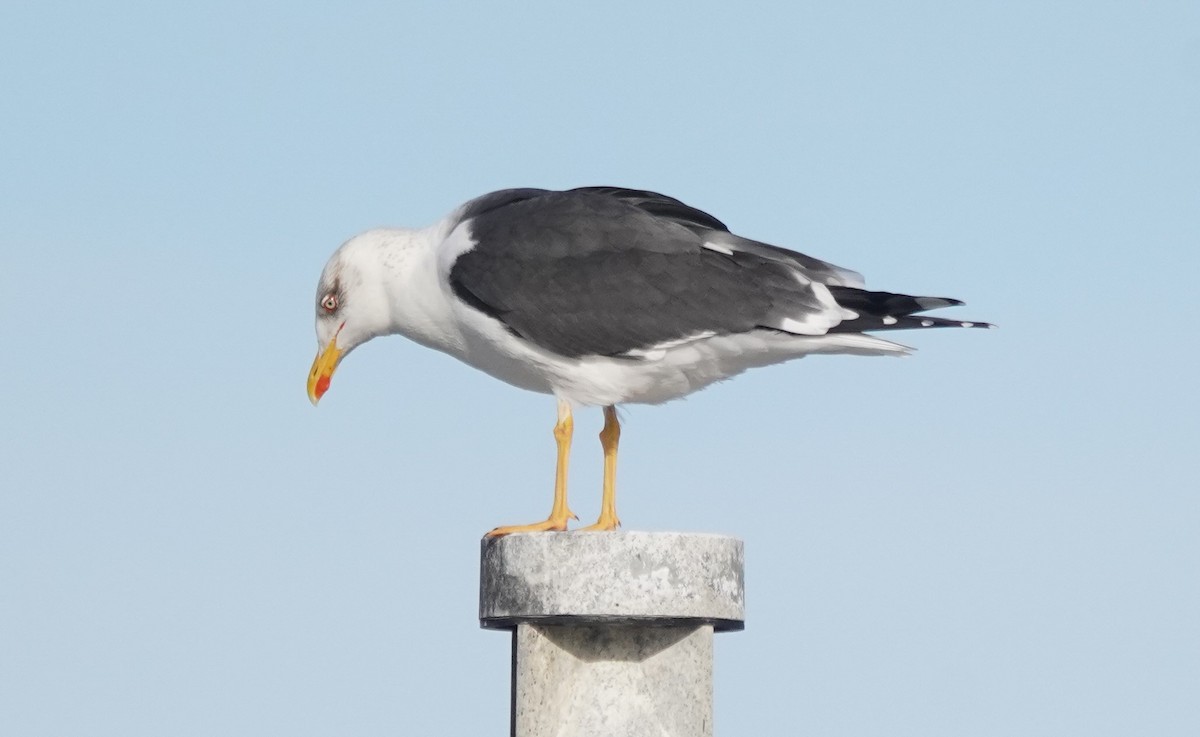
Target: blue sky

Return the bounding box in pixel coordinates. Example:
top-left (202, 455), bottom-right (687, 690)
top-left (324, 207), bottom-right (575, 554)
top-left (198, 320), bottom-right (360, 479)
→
top-left (2, 1), bottom-right (1197, 735)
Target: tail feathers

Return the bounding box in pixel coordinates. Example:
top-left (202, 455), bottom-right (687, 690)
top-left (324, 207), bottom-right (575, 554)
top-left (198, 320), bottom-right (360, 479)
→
top-left (826, 286), bottom-right (993, 333)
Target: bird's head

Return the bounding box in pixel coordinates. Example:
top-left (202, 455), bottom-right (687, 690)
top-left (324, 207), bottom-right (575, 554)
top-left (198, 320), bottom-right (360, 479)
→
top-left (307, 232), bottom-right (393, 405)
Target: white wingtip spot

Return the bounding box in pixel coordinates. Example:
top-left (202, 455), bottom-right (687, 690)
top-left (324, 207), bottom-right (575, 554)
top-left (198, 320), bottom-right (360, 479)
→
top-left (921, 319), bottom-right (934, 327)
top-left (882, 316), bottom-right (898, 326)
top-left (961, 321), bottom-right (974, 328)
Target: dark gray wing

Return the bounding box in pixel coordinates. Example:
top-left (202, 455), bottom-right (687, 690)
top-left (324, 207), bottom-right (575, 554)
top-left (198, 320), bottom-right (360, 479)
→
top-left (573, 187), bottom-right (864, 288)
top-left (709, 233), bottom-right (866, 288)
top-left (454, 188), bottom-right (551, 223)
top-left (565, 186), bottom-right (731, 233)
top-left (448, 188), bottom-right (845, 358)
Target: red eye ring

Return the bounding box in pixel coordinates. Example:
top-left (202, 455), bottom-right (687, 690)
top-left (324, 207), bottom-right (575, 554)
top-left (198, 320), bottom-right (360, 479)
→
top-left (321, 294), bottom-right (338, 312)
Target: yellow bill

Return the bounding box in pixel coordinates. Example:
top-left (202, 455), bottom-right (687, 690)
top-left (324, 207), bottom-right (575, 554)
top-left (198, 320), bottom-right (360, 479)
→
top-left (307, 336), bottom-right (342, 405)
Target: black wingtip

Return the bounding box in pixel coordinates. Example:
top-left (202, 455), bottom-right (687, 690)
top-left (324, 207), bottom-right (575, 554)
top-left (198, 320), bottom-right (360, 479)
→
top-left (830, 315), bottom-right (994, 333)
top-left (931, 318), bottom-right (994, 330)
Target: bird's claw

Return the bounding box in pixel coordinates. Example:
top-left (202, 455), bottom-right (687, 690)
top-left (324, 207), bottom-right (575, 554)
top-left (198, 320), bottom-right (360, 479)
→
top-left (578, 514), bottom-right (621, 532)
top-left (485, 515), bottom-right (573, 537)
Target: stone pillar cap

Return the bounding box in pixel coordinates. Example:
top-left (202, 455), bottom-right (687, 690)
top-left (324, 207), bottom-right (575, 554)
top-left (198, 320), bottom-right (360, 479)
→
top-left (480, 531), bottom-right (744, 632)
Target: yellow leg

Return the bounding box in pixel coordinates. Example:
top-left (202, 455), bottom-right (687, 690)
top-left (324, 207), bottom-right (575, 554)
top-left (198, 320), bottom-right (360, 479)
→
top-left (581, 405), bottom-right (621, 532)
top-left (486, 399), bottom-right (577, 537)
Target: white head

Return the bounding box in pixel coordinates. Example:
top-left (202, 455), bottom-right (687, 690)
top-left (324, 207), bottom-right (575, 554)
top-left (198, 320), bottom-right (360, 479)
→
top-left (306, 230), bottom-right (395, 404)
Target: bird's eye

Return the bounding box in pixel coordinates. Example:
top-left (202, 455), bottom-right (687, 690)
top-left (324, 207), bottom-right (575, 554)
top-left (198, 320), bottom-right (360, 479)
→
top-left (321, 294), bottom-right (338, 312)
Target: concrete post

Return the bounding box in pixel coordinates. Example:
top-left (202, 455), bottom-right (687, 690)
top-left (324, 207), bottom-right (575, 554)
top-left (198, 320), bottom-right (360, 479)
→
top-left (480, 532), bottom-right (744, 737)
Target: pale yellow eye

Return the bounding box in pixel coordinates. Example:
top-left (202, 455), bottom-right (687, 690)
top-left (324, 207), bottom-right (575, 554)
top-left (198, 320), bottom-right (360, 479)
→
top-left (321, 294), bottom-right (338, 312)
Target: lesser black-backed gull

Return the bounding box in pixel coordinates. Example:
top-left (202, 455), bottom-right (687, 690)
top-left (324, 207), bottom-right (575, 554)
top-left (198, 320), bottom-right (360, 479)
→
top-left (307, 187), bottom-right (990, 536)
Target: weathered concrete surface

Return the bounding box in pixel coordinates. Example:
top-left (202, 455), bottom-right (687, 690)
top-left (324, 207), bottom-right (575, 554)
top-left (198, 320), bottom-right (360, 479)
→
top-left (479, 531), bottom-right (744, 631)
top-left (513, 623), bottom-right (714, 737)
top-left (480, 532), bottom-right (744, 737)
